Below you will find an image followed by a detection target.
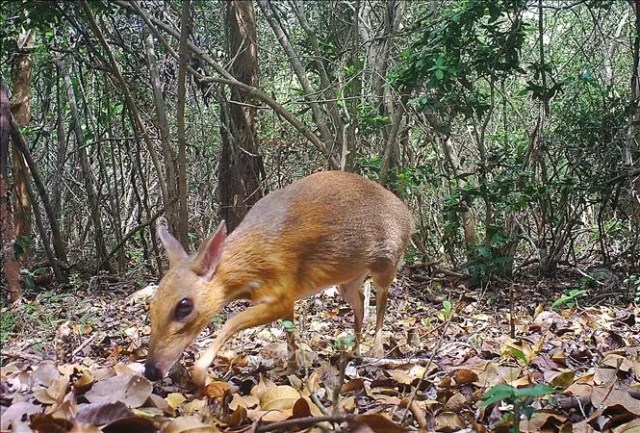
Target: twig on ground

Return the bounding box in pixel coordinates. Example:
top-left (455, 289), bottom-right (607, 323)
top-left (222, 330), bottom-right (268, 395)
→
top-left (72, 332), bottom-right (102, 357)
top-left (397, 292), bottom-right (465, 427)
top-left (359, 357), bottom-right (438, 367)
top-left (404, 399), bottom-right (428, 430)
top-left (0, 350), bottom-right (43, 362)
top-left (253, 414), bottom-right (350, 432)
top-left (332, 352), bottom-right (350, 416)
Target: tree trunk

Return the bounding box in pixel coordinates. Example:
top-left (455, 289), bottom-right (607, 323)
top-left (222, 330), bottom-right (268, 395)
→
top-left (10, 116), bottom-right (67, 282)
top-left (0, 84), bottom-right (22, 302)
top-left (10, 29), bottom-right (35, 255)
top-left (144, 32), bottom-right (182, 244)
top-left (361, 0), bottom-right (406, 183)
top-left (219, 0), bottom-right (266, 232)
top-left (629, 0), bottom-right (639, 160)
top-left (119, 0), bottom-right (337, 168)
top-left (58, 59), bottom-right (113, 273)
top-left (176, 0), bottom-right (191, 247)
top-left (258, 0), bottom-right (337, 165)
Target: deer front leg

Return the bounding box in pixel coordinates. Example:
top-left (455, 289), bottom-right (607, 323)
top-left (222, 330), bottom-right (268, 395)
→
top-left (192, 299), bottom-right (293, 386)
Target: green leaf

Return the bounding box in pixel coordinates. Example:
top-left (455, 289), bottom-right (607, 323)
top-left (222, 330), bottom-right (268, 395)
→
top-left (334, 334), bottom-right (357, 351)
top-left (505, 347), bottom-right (527, 364)
top-left (281, 320), bottom-right (295, 332)
top-left (481, 384), bottom-right (516, 406)
top-left (513, 384), bottom-right (555, 399)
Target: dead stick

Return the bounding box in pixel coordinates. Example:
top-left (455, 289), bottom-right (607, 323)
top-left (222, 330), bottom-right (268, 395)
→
top-left (254, 414), bottom-right (350, 432)
top-left (0, 350), bottom-right (42, 362)
top-left (72, 332), bottom-right (102, 356)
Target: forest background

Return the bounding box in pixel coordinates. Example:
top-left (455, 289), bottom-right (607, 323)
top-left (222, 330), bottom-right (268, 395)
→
top-left (1, 0), bottom-right (638, 301)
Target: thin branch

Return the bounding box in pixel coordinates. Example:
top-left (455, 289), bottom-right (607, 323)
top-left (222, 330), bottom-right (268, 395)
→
top-left (80, 0), bottom-right (169, 207)
top-left (115, 0), bottom-right (338, 168)
top-left (98, 197), bottom-right (177, 271)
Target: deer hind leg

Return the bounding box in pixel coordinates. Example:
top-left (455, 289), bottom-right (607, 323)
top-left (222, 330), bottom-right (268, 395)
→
top-left (338, 272), bottom-right (367, 353)
top-left (370, 265), bottom-right (397, 357)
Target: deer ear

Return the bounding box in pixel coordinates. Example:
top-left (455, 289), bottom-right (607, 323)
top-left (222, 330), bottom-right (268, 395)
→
top-left (157, 225), bottom-right (188, 267)
top-left (191, 221), bottom-right (227, 280)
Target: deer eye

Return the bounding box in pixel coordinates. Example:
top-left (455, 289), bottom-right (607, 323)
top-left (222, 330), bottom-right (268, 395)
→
top-left (174, 298), bottom-right (193, 320)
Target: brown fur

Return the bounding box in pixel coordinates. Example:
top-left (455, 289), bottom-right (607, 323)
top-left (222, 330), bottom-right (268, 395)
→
top-left (146, 171), bottom-right (413, 385)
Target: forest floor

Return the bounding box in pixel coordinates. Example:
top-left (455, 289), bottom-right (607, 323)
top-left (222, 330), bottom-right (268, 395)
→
top-left (1, 269), bottom-right (638, 432)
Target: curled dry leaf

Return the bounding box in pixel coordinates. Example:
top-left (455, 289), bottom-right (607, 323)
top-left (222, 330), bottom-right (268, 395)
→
top-left (518, 410), bottom-right (566, 433)
top-left (31, 361), bottom-right (61, 388)
top-left (73, 368), bottom-right (94, 391)
top-left (601, 354), bottom-right (638, 375)
top-left (291, 397), bottom-right (313, 418)
top-left (444, 392), bottom-right (467, 412)
top-left (593, 330), bottom-right (626, 352)
top-left (351, 414), bottom-right (408, 433)
top-left (228, 393), bottom-right (258, 411)
top-left (227, 405), bottom-right (248, 427)
top-left (203, 380), bottom-right (231, 400)
top-left (341, 377), bottom-right (365, 395)
top-left (453, 368), bottom-right (479, 385)
top-left (147, 393), bottom-right (173, 415)
top-left (386, 369), bottom-right (414, 386)
top-left (547, 370), bottom-right (575, 389)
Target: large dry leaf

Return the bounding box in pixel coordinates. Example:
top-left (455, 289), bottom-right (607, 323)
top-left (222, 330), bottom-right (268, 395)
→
top-left (0, 401), bottom-right (42, 431)
top-left (75, 401), bottom-right (132, 425)
top-left (591, 380), bottom-right (640, 416)
top-left (31, 362), bottom-right (61, 388)
top-left (434, 411), bottom-right (466, 432)
top-left (259, 385), bottom-right (301, 411)
top-left (84, 374), bottom-right (152, 408)
top-left (518, 410), bottom-right (566, 432)
top-left (612, 418), bottom-right (640, 433)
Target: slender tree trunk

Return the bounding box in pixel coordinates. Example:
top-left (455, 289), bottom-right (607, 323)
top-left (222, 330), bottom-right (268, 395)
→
top-left (52, 74), bottom-right (66, 228)
top-left (120, 0), bottom-right (337, 168)
top-left (81, 0), bottom-right (170, 216)
top-left (144, 33), bottom-right (181, 243)
top-left (290, 0), bottom-right (346, 168)
top-left (58, 59), bottom-right (112, 273)
top-left (219, 0), bottom-right (266, 232)
top-left (258, 0), bottom-right (337, 162)
top-left (10, 29), bottom-right (35, 252)
top-left (10, 117), bottom-right (66, 281)
top-left (629, 0), bottom-right (640, 160)
top-left (176, 0), bottom-right (191, 246)
top-left (0, 84), bottom-right (22, 302)
top-left (361, 0), bottom-right (405, 183)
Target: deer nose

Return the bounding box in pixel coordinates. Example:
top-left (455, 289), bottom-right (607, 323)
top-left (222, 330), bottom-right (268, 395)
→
top-left (144, 363), bottom-right (163, 381)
